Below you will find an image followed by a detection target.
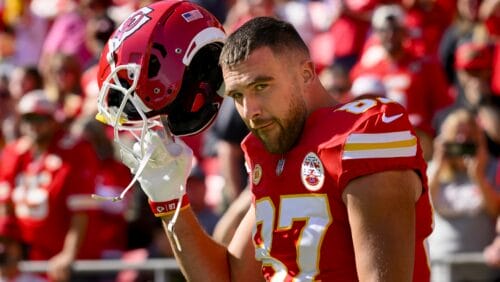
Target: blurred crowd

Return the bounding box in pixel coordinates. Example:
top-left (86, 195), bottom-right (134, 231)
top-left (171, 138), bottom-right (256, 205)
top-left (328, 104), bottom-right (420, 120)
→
top-left (0, 0), bottom-right (498, 281)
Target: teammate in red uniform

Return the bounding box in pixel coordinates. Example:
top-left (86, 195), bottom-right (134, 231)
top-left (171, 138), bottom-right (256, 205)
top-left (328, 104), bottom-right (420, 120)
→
top-left (96, 1), bottom-right (433, 281)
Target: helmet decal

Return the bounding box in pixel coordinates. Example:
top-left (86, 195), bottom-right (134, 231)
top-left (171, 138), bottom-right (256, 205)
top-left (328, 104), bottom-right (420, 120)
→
top-left (181, 9), bottom-right (204, 22)
top-left (110, 7), bottom-right (153, 53)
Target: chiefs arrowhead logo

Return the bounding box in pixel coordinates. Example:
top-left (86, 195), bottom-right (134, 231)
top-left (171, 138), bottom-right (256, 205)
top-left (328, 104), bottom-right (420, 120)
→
top-left (156, 206), bottom-right (165, 213)
top-left (110, 7), bottom-right (153, 52)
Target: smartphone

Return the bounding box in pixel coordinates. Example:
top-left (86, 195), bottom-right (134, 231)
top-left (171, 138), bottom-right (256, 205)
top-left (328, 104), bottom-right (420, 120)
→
top-left (444, 142), bottom-right (477, 157)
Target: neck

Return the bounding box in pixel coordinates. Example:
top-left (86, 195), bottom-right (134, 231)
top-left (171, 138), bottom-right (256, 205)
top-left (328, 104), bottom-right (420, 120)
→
top-left (307, 82), bottom-right (337, 114)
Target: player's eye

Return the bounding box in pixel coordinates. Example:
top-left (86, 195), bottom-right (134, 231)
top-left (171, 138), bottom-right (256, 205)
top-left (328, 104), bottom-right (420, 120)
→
top-left (255, 84), bottom-right (267, 91)
top-left (228, 92), bottom-right (243, 100)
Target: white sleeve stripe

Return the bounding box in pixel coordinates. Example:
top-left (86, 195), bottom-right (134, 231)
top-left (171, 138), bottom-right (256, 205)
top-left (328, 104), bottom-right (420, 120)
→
top-left (346, 130), bottom-right (413, 143)
top-left (342, 146), bottom-right (417, 159)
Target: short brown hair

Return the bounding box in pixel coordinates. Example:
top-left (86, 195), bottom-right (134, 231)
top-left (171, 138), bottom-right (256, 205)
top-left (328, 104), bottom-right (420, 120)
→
top-left (219, 17), bottom-right (310, 67)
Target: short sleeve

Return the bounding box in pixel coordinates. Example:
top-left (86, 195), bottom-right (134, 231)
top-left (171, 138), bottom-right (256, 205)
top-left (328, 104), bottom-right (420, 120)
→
top-left (337, 101), bottom-right (427, 191)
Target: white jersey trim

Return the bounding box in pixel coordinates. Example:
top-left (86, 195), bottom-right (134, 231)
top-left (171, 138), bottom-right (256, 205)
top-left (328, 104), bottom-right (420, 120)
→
top-left (343, 130), bottom-right (417, 159)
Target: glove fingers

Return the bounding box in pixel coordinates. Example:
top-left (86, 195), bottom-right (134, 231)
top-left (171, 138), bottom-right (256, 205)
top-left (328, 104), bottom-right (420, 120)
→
top-left (146, 129), bottom-right (192, 160)
top-left (120, 146), bottom-right (140, 174)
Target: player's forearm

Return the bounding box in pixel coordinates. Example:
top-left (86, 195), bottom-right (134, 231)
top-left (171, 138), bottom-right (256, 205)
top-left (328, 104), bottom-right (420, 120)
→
top-left (161, 208), bottom-right (231, 281)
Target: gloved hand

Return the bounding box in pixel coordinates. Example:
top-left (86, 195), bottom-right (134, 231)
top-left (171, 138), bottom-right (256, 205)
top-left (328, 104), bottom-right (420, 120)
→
top-left (120, 127), bottom-right (193, 203)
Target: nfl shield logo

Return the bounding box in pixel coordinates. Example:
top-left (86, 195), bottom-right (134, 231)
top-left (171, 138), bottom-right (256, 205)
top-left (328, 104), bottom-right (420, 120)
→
top-left (301, 152), bottom-right (325, 191)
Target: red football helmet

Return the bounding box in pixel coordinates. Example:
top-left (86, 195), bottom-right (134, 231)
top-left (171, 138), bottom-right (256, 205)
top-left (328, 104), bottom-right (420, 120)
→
top-left (96, 0), bottom-right (225, 138)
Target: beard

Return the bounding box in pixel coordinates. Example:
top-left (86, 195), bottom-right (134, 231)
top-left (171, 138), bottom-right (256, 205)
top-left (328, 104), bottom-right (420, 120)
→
top-left (250, 92), bottom-right (308, 154)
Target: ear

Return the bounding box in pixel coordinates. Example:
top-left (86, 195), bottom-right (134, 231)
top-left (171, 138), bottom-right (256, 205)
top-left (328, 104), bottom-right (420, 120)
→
top-left (302, 60), bottom-right (316, 85)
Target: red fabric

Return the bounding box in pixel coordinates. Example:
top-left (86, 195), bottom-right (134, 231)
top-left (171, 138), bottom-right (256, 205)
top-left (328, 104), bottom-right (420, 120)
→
top-left (455, 42), bottom-right (494, 71)
top-left (484, 13), bottom-right (500, 95)
top-left (0, 216), bottom-right (21, 241)
top-left (344, 0), bottom-right (378, 11)
top-left (80, 159), bottom-right (132, 258)
top-left (242, 99), bottom-right (432, 281)
top-left (81, 64), bottom-right (99, 99)
top-left (327, 0), bottom-right (389, 58)
top-left (493, 44), bottom-right (500, 95)
top-left (310, 32), bottom-right (336, 72)
top-left (485, 13), bottom-right (500, 37)
top-left (404, 5), bottom-right (451, 57)
top-left (328, 15), bottom-right (371, 58)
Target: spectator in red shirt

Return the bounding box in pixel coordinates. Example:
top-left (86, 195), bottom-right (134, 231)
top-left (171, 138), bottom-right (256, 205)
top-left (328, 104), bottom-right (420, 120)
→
top-left (456, 41), bottom-right (500, 157)
top-left (479, 0), bottom-right (500, 95)
top-left (351, 4), bottom-right (455, 160)
top-left (439, 0), bottom-right (485, 86)
top-left (0, 90), bottom-right (98, 282)
top-left (77, 118), bottom-right (132, 260)
top-left (327, 0), bottom-right (381, 71)
top-left (455, 41), bottom-right (495, 107)
top-left (402, 0), bottom-right (453, 58)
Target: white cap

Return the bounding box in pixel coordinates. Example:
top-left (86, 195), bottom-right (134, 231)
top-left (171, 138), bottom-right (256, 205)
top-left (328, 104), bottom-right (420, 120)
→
top-left (17, 90), bottom-right (56, 116)
top-left (371, 4), bottom-right (405, 29)
top-left (351, 75), bottom-right (386, 97)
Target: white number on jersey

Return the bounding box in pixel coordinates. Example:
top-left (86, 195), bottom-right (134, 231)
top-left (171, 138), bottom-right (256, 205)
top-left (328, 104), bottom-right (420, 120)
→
top-left (254, 195), bottom-right (332, 280)
top-left (336, 97), bottom-right (395, 114)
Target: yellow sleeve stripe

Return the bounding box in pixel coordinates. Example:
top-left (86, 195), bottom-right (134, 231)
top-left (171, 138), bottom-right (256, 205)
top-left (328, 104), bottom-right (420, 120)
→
top-left (344, 137), bottom-right (417, 151)
top-left (343, 131), bottom-right (418, 160)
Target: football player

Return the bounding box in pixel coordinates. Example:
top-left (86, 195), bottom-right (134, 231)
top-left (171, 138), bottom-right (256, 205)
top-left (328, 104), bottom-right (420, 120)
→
top-left (96, 1), bottom-right (433, 281)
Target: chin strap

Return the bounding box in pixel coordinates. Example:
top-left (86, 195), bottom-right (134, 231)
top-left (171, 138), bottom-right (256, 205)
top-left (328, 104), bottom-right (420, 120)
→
top-left (167, 184), bottom-right (185, 252)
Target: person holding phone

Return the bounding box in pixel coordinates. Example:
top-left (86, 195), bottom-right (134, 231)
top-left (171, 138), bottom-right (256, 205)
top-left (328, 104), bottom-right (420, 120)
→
top-left (427, 107), bottom-right (500, 281)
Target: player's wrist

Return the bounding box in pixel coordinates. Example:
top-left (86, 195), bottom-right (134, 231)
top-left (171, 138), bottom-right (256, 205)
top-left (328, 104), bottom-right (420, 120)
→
top-left (148, 194), bottom-right (190, 217)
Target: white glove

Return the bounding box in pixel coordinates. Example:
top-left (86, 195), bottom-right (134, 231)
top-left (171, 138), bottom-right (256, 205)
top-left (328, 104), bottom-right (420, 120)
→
top-left (120, 127), bottom-right (193, 203)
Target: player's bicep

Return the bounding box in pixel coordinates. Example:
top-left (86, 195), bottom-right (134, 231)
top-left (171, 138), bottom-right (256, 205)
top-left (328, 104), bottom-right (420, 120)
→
top-left (342, 170), bottom-right (421, 282)
top-left (227, 205), bottom-right (264, 281)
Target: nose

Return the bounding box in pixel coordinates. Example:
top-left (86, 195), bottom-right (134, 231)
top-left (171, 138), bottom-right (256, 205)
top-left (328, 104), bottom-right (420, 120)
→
top-left (241, 93), bottom-right (262, 122)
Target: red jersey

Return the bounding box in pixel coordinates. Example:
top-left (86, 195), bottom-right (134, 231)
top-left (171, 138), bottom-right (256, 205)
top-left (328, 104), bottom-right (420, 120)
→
top-left (0, 132), bottom-right (98, 260)
top-left (328, 0), bottom-right (379, 58)
top-left (405, 4), bottom-right (451, 57)
top-left (242, 97), bottom-right (432, 281)
top-left (351, 50), bottom-right (453, 136)
top-left (80, 158), bottom-right (132, 259)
